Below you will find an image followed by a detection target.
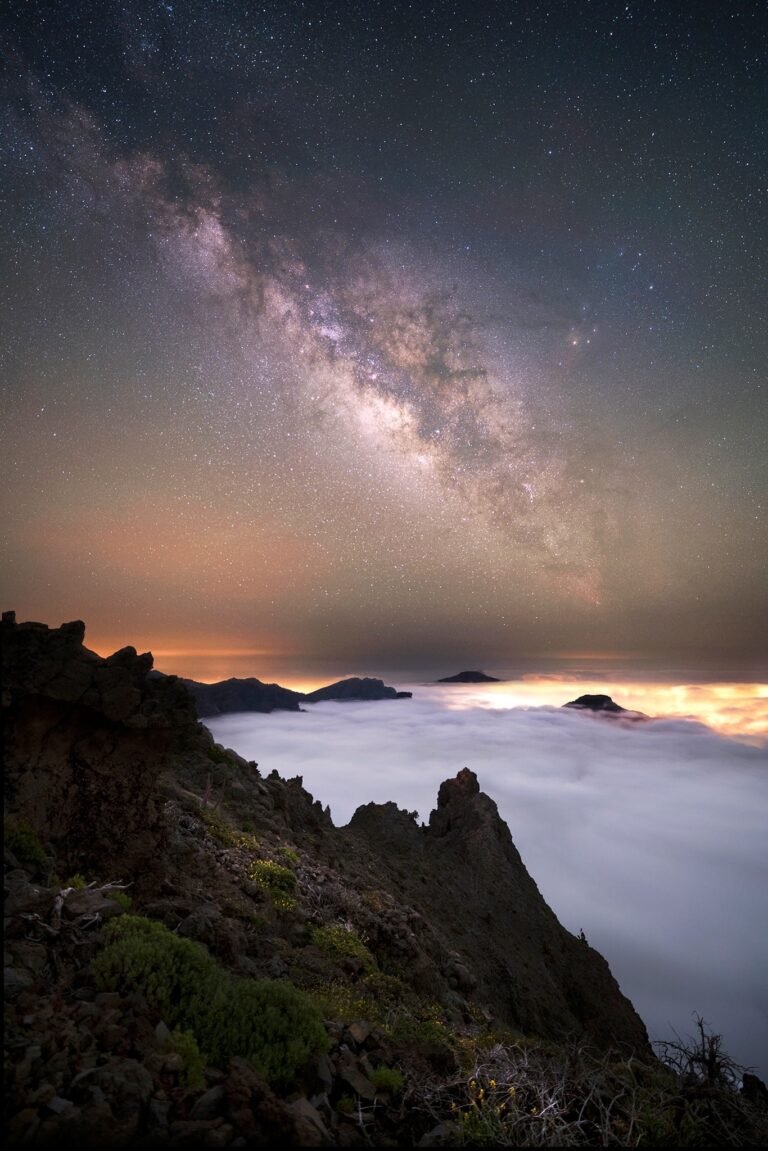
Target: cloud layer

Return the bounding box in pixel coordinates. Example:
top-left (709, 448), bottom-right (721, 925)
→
top-left (208, 697), bottom-right (768, 1076)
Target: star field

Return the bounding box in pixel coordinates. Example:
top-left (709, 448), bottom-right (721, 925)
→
top-left (2, 1), bottom-right (767, 673)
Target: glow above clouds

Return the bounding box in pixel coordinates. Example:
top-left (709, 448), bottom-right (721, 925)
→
top-left (429, 679), bottom-right (768, 741)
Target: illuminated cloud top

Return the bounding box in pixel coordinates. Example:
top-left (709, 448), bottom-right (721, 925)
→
top-left (2, 1), bottom-right (766, 673)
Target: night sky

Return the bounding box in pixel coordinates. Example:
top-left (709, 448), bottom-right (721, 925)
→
top-left (2, 0), bottom-right (767, 676)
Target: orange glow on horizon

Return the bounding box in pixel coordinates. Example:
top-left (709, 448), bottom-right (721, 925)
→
top-left (438, 679), bottom-right (768, 741)
top-left (81, 635), bottom-right (768, 740)
top-left (86, 638), bottom-right (294, 680)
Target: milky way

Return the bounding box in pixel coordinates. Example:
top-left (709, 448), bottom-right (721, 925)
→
top-left (2, 1), bottom-right (766, 671)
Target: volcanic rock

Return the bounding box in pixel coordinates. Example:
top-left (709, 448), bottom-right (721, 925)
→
top-left (436, 670), bottom-right (500, 683)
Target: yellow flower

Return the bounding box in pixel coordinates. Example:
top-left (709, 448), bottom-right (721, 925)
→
top-left (508, 1086), bottom-right (516, 1096)
top-left (489, 1079), bottom-right (496, 1088)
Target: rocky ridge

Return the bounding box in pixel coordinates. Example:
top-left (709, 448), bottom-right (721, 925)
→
top-left (180, 675), bottom-right (411, 717)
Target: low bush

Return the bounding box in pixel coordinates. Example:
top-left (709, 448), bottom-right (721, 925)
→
top-left (163, 1028), bottom-right (206, 1090)
top-left (249, 858), bottom-right (298, 910)
top-left (310, 980), bottom-right (381, 1024)
top-left (199, 807), bottom-right (238, 847)
top-left (370, 1066), bottom-right (405, 1095)
top-left (110, 889), bottom-right (133, 911)
top-left (91, 915), bottom-right (327, 1086)
top-left (4, 817), bottom-right (49, 871)
top-left (312, 923), bottom-right (375, 971)
top-left (363, 970), bottom-right (409, 1005)
top-left (208, 745), bottom-right (234, 766)
top-left (64, 874), bottom-right (88, 889)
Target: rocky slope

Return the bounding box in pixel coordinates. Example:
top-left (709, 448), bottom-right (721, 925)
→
top-left (6, 613), bottom-right (762, 1147)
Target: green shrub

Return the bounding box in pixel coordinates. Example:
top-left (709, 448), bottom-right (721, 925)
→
top-left (278, 845), bottom-right (299, 864)
top-left (249, 859), bottom-right (298, 911)
top-left (65, 874), bottom-right (88, 889)
top-left (167, 1029), bottom-right (206, 1090)
top-left (91, 915), bottom-right (327, 1086)
top-left (110, 889), bottom-right (133, 911)
top-left (310, 980), bottom-right (382, 1025)
top-left (208, 745), bottom-right (233, 766)
top-left (311, 924), bottom-right (374, 971)
top-left (92, 915), bottom-right (221, 1032)
top-left (198, 807), bottom-right (259, 853)
top-left (369, 1066), bottom-right (405, 1095)
top-left (199, 807), bottom-right (238, 847)
top-left (4, 817), bottom-right (49, 870)
top-left (235, 832), bottom-right (260, 852)
top-left (390, 1014), bottom-right (455, 1051)
top-left (205, 978), bottom-right (329, 1084)
top-left (363, 970), bottom-right (408, 1005)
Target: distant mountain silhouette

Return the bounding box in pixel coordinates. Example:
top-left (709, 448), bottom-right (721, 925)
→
top-left (437, 670), bottom-right (500, 683)
top-left (175, 674), bottom-right (411, 717)
top-left (305, 677), bottom-right (412, 702)
top-left (181, 676), bottom-right (302, 717)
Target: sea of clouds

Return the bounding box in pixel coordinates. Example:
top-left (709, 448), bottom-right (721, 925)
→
top-left (207, 693), bottom-right (768, 1076)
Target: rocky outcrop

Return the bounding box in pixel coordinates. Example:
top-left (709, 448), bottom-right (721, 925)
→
top-left (1, 612), bottom-right (199, 879)
top-left (180, 676), bottom-right (303, 717)
top-left (348, 768), bottom-right (650, 1054)
top-left (437, 670), bottom-right (500, 683)
top-left (564, 694), bottom-right (648, 721)
top-left (304, 677), bottom-right (412, 702)
top-left (564, 693), bottom-right (626, 713)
